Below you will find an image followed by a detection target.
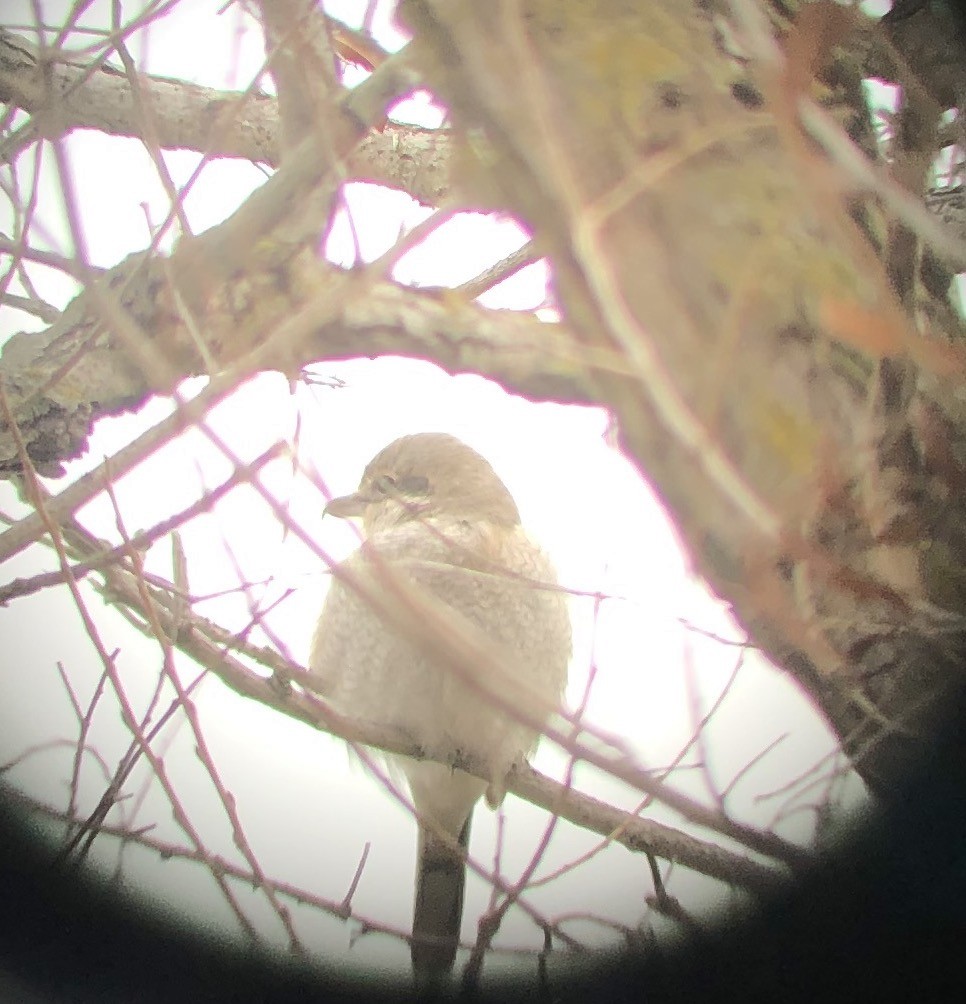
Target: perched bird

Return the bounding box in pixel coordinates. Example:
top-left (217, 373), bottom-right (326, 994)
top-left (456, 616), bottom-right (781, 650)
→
top-left (310, 433), bottom-right (571, 984)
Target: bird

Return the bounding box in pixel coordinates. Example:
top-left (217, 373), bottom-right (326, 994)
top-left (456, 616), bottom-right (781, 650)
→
top-left (309, 433), bottom-right (571, 985)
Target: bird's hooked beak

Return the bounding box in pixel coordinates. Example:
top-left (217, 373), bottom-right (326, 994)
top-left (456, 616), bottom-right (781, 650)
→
top-left (323, 491), bottom-right (372, 519)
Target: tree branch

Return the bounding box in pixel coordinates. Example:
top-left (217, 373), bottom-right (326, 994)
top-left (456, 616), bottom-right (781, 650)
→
top-left (0, 25), bottom-right (451, 205)
top-left (391, 0), bottom-right (966, 795)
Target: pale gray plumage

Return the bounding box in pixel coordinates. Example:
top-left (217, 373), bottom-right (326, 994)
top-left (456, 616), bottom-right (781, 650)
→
top-left (309, 433), bottom-right (571, 983)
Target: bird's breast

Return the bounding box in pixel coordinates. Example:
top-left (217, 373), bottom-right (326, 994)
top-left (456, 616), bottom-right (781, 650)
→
top-left (310, 519), bottom-right (570, 778)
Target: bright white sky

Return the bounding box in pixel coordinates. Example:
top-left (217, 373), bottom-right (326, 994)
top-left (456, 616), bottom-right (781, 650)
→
top-left (0, 0), bottom-right (879, 986)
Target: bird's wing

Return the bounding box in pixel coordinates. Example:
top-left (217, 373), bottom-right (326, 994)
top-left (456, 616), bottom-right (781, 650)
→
top-left (308, 548), bottom-right (380, 695)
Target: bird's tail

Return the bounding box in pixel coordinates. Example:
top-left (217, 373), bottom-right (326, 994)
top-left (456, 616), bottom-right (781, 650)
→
top-left (411, 812), bottom-right (472, 983)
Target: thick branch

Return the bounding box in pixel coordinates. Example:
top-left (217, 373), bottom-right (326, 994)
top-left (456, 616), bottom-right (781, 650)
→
top-left (0, 26), bottom-right (451, 205)
top-left (394, 0), bottom-right (966, 794)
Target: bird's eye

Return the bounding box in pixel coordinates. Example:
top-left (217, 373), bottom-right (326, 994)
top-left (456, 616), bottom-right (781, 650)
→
top-left (372, 474), bottom-right (430, 497)
top-left (397, 475), bottom-right (429, 495)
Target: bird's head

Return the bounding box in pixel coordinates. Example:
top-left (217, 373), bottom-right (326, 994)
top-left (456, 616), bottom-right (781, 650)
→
top-left (324, 433), bottom-right (521, 534)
